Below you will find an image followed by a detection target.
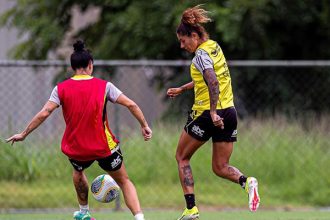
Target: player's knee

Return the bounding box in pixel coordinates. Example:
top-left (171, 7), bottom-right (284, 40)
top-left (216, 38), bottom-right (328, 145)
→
top-left (212, 162), bottom-right (227, 177)
top-left (73, 169), bottom-right (84, 179)
top-left (113, 174), bottom-right (130, 187)
top-left (175, 153), bottom-right (190, 164)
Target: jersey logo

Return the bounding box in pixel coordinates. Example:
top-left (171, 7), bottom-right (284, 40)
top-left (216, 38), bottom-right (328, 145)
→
top-left (111, 155), bottom-right (122, 168)
top-left (72, 162), bottom-right (83, 171)
top-left (211, 43), bottom-right (221, 57)
top-left (191, 125), bottom-right (205, 137)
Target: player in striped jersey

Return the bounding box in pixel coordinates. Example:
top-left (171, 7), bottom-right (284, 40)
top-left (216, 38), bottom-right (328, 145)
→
top-left (167, 5), bottom-right (260, 219)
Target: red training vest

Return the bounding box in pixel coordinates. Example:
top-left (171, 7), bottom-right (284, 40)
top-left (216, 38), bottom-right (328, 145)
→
top-left (57, 77), bottom-right (119, 161)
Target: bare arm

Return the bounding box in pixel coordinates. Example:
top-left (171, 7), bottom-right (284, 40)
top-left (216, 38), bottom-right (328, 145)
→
top-left (203, 68), bottom-right (224, 128)
top-left (115, 94), bottom-right (152, 141)
top-left (6, 101), bottom-right (59, 145)
top-left (167, 81), bottom-right (194, 98)
top-left (203, 68), bottom-right (219, 112)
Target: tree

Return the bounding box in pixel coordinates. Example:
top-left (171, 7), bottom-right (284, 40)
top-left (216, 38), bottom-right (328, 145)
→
top-left (2, 0), bottom-right (330, 116)
top-left (209, 0), bottom-right (330, 117)
top-left (0, 0), bottom-right (201, 59)
top-left (2, 0), bottom-right (329, 59)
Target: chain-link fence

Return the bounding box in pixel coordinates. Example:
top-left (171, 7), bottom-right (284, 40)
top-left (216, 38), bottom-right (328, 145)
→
top-left (0, 60), bottom-right (329, 211)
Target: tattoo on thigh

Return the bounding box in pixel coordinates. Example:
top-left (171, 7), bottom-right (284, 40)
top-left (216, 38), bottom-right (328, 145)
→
top-left (182, 165), bottom-right (194, 187)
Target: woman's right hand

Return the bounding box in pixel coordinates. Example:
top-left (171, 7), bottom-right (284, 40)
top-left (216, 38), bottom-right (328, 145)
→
top-left (167, 87), bottom-right (183, 98)
top-left (6, 133), bottom-right (26, 146)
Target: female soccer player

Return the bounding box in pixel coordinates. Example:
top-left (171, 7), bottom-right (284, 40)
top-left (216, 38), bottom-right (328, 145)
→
top-left (6, 40), bottom-right (151, 220)
top-left (167, 5), bottom-right (260, 219)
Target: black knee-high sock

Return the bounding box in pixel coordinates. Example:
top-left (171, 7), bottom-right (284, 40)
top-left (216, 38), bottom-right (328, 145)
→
top-left (184, 194), bottom-right (195, 209)
top-left (239, 175), bottom-right (247, 189)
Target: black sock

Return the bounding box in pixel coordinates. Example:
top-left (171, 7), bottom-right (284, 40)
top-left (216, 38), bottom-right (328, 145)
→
top-left (239, 175), bottom-right (247, 189)
top-left (184, 194), bottom-right (195, 209)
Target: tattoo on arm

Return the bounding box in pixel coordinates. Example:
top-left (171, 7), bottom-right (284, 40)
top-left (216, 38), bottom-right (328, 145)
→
top-left (23, 107), bottom-right (53, 136)
top-left (20, 103), bottom-right (56, 138)
top-left (203, 69), bottom-right (219, 111)
top-left (45, 108), bottom-right (52, 114)
top-left (182, 165), bottom-right (194, 187)
top-left (23, 116), bottom-right (44, 136)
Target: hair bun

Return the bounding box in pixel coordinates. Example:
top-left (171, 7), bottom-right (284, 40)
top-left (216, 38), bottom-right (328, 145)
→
top-left (73, 40), bottom-right (85, 52)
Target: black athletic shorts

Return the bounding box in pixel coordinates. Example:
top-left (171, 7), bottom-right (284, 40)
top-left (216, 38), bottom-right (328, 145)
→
top-left (184, 107), bottom-right (238, 142)
top-left (69, 148), bottom-right (123, 172)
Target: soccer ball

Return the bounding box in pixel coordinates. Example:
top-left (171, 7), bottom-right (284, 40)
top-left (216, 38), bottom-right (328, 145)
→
top-left (91, 174), bottom-right (120, 203)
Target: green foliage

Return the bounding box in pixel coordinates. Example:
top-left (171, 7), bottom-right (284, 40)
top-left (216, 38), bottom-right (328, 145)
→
top-left (209, 0), bottom-right (330, 59)
top-left (0, 0), bottom-right (200, 59)
top-left (3, 0), bottom-right (328, 60)
top-left (0, 0), bottom-right (71, 59)
top-left (1, 0), bottom-right (330, 115)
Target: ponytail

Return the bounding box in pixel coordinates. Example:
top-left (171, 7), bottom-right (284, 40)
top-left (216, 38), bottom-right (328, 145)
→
top-left (181, 5), bottom-right (212, 25)
top-left (177, 5), bottom-right (211, 39)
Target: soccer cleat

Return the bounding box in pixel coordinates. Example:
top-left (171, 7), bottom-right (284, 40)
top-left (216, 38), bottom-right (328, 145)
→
top-left (177, 206), bottom-right (199, 220)
top-left (73, 210), bottom-right (96, 220)
top-left (245, 177), bottom-right (260, 212)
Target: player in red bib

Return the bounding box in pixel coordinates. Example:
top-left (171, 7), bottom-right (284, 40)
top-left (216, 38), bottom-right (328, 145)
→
top-left (6, 40), bottom-right (152, 220)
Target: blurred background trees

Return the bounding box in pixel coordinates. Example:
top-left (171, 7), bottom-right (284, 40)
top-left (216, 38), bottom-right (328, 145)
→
top-left (1, 0), bottom-right (330, 117)
top-left (1, 0), bottom-right (329, 59)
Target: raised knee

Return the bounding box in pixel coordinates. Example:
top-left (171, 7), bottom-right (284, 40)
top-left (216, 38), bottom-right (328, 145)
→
top-left (176, 148), bottom-right (193, 163)
top-left (212, 162), bottom-right (227, 177)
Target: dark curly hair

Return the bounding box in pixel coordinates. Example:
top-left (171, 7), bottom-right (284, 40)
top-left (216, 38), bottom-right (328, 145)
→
top-left (176, 5), bottom-right (212, 39)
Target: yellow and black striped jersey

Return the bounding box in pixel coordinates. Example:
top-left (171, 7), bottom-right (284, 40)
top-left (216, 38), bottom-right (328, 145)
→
top-left (190, 39), bottom-right (234, 114)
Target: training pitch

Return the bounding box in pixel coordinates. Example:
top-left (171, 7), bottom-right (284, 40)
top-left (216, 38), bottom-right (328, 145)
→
top-left (0, 210), bottom-right (329, 220)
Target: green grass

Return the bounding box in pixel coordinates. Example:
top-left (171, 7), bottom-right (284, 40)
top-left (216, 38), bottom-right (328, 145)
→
top-left (0, 210), bottom-right (329, 220)
top-left (0, 117), bottom-right (329, 209)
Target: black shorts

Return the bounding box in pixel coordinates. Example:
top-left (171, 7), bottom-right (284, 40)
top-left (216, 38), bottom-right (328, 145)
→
top-left (69, 148), bottom-right (123, 172)
top-left (184, 107), bottom-right (238, 142)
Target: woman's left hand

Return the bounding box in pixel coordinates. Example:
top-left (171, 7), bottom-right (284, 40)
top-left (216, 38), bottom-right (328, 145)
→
top-left (141, 126), bottom-right (152, 141)
top-left (210, 112), bottom-right (224, 129)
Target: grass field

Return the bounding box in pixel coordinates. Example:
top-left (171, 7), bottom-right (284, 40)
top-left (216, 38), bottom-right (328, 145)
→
top-left (0, 210), bottom-right (329, 220)
top-left (0, 117), bottom-right (329, 210)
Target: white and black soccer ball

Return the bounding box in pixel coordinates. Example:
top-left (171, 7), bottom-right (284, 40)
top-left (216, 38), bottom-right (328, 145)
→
top-left (91, 174), bottom-right (120, 203)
